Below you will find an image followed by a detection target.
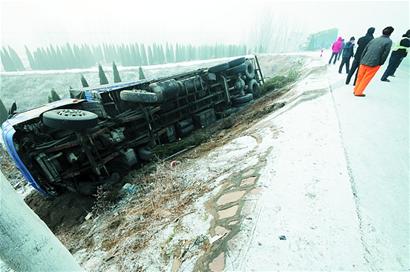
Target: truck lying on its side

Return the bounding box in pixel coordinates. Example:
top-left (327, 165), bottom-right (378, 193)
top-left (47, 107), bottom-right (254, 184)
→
top-left (1, 56), bottom-right (264, 197)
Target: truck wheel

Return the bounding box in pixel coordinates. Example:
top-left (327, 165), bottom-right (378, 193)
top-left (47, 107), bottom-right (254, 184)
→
top-left (179, 124), bottom-right (195, 137)
top-left (244, 60), bottom-right (255, 79)
top-left (228, 57), bottom-right (246, 67)
top-left (177, 118), bottom-right (193, 129)
top-left (227, 63), bottom-right (247, 75)
top-left (42, 109), bottom-right (98, 130)
top-left (107, 158), bottom-right (130, 178)
top-left (221, 107), bottom-right (239, 117)
top-left (120, 90), bottom-right (160, 103)
top-left (246, 79), bottom-right (261, 98)
top-left (138, 147), bottom-right (153, 161)
top-left (208, 62), bottom-right (230, 73)
top-left (232, 93), bottom-right (253, 106)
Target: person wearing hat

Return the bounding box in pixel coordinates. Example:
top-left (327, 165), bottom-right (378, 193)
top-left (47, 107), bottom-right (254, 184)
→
top-left (381, 29), bottom-right (410, 82)
top-left (346, 27), bottom-right (375, 85)
top-left (354, 26), bottom-right (394, 97)
top-left (339, 37), bottom-right (355, 74)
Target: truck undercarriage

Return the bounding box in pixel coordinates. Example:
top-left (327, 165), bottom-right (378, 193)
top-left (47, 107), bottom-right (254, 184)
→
top-left (6, 56), bottom-right (264, 196)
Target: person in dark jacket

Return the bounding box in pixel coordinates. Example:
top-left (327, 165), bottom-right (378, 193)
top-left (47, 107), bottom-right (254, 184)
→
top-left (346, 27), bottom-right (375, 85)
top-left (339, 37), bottom-right (355, 74)
top-left (337, 39), bottom-right (345, 61)
top-left (354, 26), bottom-right (394, 97)
top-left (381, 29), bottom-right (410, 82)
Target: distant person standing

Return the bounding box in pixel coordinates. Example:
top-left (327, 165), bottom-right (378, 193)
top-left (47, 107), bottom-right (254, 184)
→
top-left (381, 29), bottom-right (410, 82)
top-left (346, 27), bottom-right (375, 85)
top-left (354, 26), bottom-right (394, 97)
top-left (337, 39), bottom-right (345, 60)
top-left (339, 37), bottom-right (355, 74)
top-left (328, 37), bottom-right (344, 64)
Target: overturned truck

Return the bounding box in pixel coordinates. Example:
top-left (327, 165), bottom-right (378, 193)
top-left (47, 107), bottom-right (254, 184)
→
top-left (2, 56), bottom-right (264, 196)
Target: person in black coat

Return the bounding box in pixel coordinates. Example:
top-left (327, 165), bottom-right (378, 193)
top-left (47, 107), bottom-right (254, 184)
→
top-left (381, 29), bottom-right (410, 82)
top-left (339, 37), bottom-right (355, 74)
top-left (346, 27), bottom-right (375, 85)
top-left (337, 39), bottom-right (345, 61)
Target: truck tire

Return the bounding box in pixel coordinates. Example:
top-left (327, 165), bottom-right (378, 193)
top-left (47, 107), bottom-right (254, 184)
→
top-left (227, 63), bottom-right (247, 75)
top-left (179, 124), bottom-right (195, 137)
top-left (228, 57), bottom-right (246, 67)
top-left (42, 109), bottom-right (98, 130)
top-left (120, 90), bottom-right (160, 103)
top-left (138, 147), bottom-right (153, 161)
top-left (107, 158), bottom-right (130, 178)
top-left (232, 93), bottom-right (253, 106)
top-left (177, 118), bottom-right (193, 129)
top-left (246, 79), bottom-right (261, 98)
top-left (208, 62), bottom-right (229, 73)
top-left (221, 107), bottom-right (239, 117)
top-left (244, 60), bottom-right (255, 79)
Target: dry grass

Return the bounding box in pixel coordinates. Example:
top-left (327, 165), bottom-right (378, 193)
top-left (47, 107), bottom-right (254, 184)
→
top-left (60, 161), bottom-right (211, 271)
top-left (103, 163), bottom-right (211, 270)
top-left (91, 186), bottom-right (112, 215)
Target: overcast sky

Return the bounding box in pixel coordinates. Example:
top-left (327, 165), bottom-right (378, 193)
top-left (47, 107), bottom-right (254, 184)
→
top-left (1, 0), bottom-right (409, 52)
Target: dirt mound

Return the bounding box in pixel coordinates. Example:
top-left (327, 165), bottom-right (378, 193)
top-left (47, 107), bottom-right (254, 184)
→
top-left (24, 192), bottom-right (95, 232)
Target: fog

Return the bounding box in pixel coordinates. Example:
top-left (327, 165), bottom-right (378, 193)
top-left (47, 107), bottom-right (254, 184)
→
top-left (1, 0), bottom-right (409, 54)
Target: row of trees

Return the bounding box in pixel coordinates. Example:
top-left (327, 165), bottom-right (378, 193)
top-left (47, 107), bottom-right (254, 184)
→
top-left (0, 63), bottom-right (146, 123)
top-left (1, 47), bottom-right (25, 71)
top-left (1, 43), bottom-right (250, 72)
top-left (84, 63), bottom-right (145, 87)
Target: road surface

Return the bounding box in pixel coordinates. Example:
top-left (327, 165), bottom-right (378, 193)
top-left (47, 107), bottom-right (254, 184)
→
top-left (329, 60), bottom-right (409, 270)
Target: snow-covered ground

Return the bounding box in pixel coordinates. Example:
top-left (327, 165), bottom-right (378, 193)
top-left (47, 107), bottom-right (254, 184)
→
top-left (224, 53), bottom-right (409, 270)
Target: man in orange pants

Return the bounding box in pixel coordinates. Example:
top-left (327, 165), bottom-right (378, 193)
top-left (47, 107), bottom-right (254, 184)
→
top-left (354, 26), bottom-right (394, 96)
top-left (354, 65), bottom-right (381, 95)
